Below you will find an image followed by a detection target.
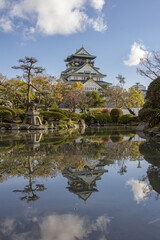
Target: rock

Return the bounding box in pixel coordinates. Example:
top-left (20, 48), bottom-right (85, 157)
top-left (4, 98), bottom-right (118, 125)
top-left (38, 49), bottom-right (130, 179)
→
top-left (152, 134), bottom-right (160, 143)
top-left (48, 121), bottom-right (54, 129)
top-left (79, 119), bottom-right (86, 128)
top-left (0, 127), bottom-right (6, 131)
top-left (11, 124), bottom-right (19, 130)
top-left (136, 122), bottom-right (149, 131)
top-left (19, 125), bottom-right (30, 130)
top-left (29, 125), bottom-right (46, 130)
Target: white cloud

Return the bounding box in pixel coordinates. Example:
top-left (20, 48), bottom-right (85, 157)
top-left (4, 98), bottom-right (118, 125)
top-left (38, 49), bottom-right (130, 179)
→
top-left (127, 179), bottom-right (151, 204)
top-left (124, 42), bottom-right (149, 66)
top-left (0, 0), bottom-right (6, 9)
top-left (89, 0), bottom-right (105, 11)
top-left (0, 17), bottom-right (13, 32)
top-left (91, 16), bottom-right (107, 32)
top-left (0, 0), bottom-right (107, 36)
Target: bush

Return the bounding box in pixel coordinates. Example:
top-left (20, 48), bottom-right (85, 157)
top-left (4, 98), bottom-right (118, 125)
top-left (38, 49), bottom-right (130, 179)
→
top-left (138, 108), bottom-right (157, 121)
top-left (130, 115), bottom-right (140, 122)
top-left (83, 114), bottom-right (96, 125)
top-left (0, 100), bottom-right (7, 105)
top-left (58, 124), bottom-right (67, 129)
top-left (40, 111), bottom-right (68, 121)
top-left (69, 112), bottom-right (82, 121)
top-left (101, 109), bottom-right (110, 114)
top-left (146, 77), bottom-right (160, 108)
top-left (13, 109), bottom-right (25, 121)
top-left (95, 113), bottom-right (112, 124)
top-left (119, 114), bottom-right (134, 124)
top-left (0, 109), bottom-right (12, 122)
top-left (149, 110), bottom-right (160, 127)
top-left (110, 108), bottom-right (123, 123)
top-left (139, 108), bottom-right (160, 127)
top-left (0, 106), bottom-right (15, 114)
top-left (89, 109), bottom-right (102, 114)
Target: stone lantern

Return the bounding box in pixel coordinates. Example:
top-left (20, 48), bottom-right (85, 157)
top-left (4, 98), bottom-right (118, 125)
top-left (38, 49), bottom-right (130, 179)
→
top-left (22, 102), bottom-right (42, 126)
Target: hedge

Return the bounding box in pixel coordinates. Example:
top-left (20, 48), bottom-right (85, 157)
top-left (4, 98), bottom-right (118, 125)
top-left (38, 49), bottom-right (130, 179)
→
top-left (110, 108), bottom-right (123, 123)
top-left (40, 111), bottom-right (68, 121)
top-left (0, 109), bottom-right (12, 122)
top-left (95, 113), bottom-right (112, 124)
top-left (119, 114), bottom-right (134, 124)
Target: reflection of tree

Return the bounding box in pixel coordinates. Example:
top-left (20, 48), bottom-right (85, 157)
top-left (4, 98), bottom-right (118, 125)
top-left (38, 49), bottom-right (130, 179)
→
top-left (139, 141), bottom-right (160, 199)
top-left (13, 156), bottom-right (47, 202)
top-left (0, 128), bottom-right (145, 202)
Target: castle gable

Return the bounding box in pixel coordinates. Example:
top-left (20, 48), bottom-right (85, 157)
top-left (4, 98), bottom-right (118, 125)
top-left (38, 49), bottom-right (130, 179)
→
top-left (84, 79), bottom-right (102, 91)
top-left (76, 64), bottom-right (98, 74)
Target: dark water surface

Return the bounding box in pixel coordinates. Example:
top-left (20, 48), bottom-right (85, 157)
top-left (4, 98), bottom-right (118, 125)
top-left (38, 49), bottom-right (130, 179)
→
top-left (0, 128), bottom-right (160, 240)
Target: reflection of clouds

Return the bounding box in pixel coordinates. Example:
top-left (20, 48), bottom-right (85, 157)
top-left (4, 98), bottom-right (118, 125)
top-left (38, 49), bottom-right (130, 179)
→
top-left (0, 214), bottom-right (110, 240)
top-left (1, 218), bottom-right (15, 235)
top-left (127, 179), bottom-right (151, 204)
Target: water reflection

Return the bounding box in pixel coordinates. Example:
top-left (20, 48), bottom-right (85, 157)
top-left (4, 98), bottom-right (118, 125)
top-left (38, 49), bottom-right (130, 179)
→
top-left (139, 140), bottom-right (160, 199)
top-left (1, 129), bottom-right (160, 239)
top-left (63, 163), bottom-right (108, 202)
top-left (0, 128), bottom-right (146, 202)
top-left (126, 179), bottom-right (152, 204)
top-left (0, 214), bottom-right (110, 240)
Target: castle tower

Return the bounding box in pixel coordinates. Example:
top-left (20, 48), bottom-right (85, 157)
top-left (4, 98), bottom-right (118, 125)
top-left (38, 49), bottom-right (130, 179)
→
top-left (61, 45), bottom-right (110, 91)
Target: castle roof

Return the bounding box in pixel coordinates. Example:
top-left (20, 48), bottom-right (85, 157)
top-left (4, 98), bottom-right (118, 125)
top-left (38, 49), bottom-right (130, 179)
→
top-left (64, 46), bottom-right (96, 62)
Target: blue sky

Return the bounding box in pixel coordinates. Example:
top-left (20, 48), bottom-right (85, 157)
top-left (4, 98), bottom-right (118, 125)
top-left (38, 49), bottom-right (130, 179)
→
top-left (0, 0), bottom-right (160, 88)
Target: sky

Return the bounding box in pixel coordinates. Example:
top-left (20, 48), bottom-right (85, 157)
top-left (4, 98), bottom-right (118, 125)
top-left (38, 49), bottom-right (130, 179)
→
top-left (0, 0), bottom-right (160, 89)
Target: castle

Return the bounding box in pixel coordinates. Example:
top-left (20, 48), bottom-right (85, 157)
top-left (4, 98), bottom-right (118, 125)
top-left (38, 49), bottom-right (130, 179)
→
top-left (61, 45), bottom-right (110, 91)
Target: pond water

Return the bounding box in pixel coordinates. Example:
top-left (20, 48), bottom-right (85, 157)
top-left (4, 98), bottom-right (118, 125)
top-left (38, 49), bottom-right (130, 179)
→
top-left (0, 128), bottom-right (160, 240)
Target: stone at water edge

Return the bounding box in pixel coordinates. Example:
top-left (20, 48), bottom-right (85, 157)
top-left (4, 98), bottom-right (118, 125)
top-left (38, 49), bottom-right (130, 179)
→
top-left (136, 122), bottom-right (149, 131)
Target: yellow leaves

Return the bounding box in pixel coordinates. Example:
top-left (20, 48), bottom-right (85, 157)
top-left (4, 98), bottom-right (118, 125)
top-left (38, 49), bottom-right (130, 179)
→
top-left (71, 82), bottom-right (85, 92)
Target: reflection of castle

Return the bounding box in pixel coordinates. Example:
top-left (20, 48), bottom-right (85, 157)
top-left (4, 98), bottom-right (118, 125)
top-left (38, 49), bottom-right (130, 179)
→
top-left (62, 161), bottom-right (108, 202)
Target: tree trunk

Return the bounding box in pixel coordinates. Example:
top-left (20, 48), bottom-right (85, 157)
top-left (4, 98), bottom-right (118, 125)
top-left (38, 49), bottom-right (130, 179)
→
top-left (127, 108), bottom-right (136, 115)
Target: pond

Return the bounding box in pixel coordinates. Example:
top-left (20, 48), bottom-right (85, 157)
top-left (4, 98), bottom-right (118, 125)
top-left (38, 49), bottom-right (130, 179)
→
top-left (0, 128), bottom-right (160, 240)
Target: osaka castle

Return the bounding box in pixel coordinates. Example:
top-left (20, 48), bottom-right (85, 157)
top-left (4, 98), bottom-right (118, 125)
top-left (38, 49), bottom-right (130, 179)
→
top-left (60, 45), bottom-right (110, 91)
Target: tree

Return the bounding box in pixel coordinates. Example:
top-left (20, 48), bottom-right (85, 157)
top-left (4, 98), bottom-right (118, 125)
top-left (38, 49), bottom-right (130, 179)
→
top-left (116, 74), bottom-right (125, 87)
top-left (137, 51), bottom-right (160, 80)
top-left (102, 85), bottom-right (144, 114)
top-left (63, 82), bottom-right (85, 112)
top-left (86, 90), bottom-right (106, 108)
top-left (1, 78), bottom-right (28, 107)
top-left (12, 57), bottom-right (45, 108)
top-left (145, 76), bottom-right (160, 108)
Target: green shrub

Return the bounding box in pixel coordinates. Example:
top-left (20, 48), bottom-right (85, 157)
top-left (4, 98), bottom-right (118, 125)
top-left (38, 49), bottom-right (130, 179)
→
top-left (89, 109), bottom-right (102, 114)
top-left (149, 110), bottom-right (160, 127)
top-left (0, 109), bottom-right (12, 122)
top-left (83, 114), bottom-right (96, 125)
top-left (0, 106), bottom-right (15, 114)
top-left (13, 109), bottom-right (25, 121)
top-left (69, 112), bottom-right (82, 121)
top-left (130, 115), bottom-right (140, 122)
top-left (110, 108), bottom-right (123, 123)
top-left (0, 100), bottom-right (7, 105)
top-left (146, 77), bottom-right (160, 108)
top-left (119, 114), bottom-right (134, 124)
top-left (139, 108), bottom-right (160, 127)
top-left (95, 113), bottom-right (112, 124)
top-left (58, 124), bottom-right (67, 129)
top-left (138, 108), bottom-right (157, 121)
top-left (40, 111), bottom-right (68, 121)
